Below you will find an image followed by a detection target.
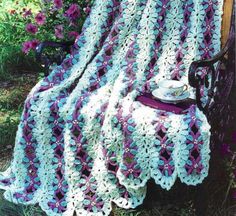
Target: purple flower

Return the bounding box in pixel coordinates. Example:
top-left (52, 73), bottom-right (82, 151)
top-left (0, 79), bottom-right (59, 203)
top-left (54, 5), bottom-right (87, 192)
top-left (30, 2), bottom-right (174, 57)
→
top-left (83, 6), bottom-right (91, 14)
top-left (25, 23), bottom-right (38, 34)
top-left (54, 0), bottom-right (63, 9)
top-left (68, 31), bottom-right (79, 39)
top-left (35, 12), bottom-right (46, 25)
top-left (23, 9), bottom-right (32, 18)
top-left (55, 25), bottom-right (64, 39)
top-left (22, 41), bottom-right (32, 54)
top-left (220, 143), bottom-right (231, 157)
top-left (64, 4), bottom-right (81, 20)
top-left (22, 40), bottom-right (40, 54)
top-left (30, 39), bottom-right (40, 50)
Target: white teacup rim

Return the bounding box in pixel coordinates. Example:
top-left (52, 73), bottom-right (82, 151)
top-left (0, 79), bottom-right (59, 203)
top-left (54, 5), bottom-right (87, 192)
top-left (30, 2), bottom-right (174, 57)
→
top-left (158, 80), bottom-right (186, 89)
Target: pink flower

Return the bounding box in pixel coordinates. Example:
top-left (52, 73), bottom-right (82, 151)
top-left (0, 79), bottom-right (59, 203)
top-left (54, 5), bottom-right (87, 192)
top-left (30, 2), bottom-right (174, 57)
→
top-left (23, 9), bottom-right (32, 18)
top-left (22, 41), bottom-right (32, 54)
top-left (65, 4), bottom-right (81, 20)
top-left (25, 23), bottom-right (38, 34)
top-left (22, 40), bottom-right (40, 54)
top-left (35, 12), bottom-right (46, 25)
top-left (54, 0), bottom-right (63, 9)
top-left (55, 25), bottom-right (64, 39)
top-left (68, 31), bottom-right (79, 39)
top-left (30, 39), bottom-right (40, 50)
top-left (83, 6), bottom-right (91, 14)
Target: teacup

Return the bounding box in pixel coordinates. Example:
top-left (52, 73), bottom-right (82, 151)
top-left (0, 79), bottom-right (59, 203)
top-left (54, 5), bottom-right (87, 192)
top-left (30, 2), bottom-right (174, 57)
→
top-left (157, 80), bottom-right (188, 97)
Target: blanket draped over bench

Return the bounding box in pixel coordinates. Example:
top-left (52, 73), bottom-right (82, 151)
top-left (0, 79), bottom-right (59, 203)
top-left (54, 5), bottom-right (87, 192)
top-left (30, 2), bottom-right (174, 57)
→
top-left (0, 0), bottom-right (224, 215)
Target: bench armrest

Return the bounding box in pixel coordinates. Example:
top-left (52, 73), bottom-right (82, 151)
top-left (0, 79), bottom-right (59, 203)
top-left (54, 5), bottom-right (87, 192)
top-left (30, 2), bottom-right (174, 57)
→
top-left (35, 40), bottom-right (74, 75)
top-left (188, 7), bottom-right (235, 114)
top-left (188, 36), bottom-right (234, 87)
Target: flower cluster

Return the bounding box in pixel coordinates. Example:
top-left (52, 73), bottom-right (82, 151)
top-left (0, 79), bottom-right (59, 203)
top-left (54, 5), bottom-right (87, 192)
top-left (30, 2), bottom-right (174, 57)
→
top-left (22, 39), bottom-right (40, 54)
top-left (14, 0), bottom-right (93, 54)
top-left (64, 3), bottom-right (81, 21)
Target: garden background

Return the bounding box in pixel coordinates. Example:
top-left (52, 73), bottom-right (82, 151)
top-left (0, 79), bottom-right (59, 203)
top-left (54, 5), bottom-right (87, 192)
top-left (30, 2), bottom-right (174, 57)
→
top-left (0, 0), bottom-right (235, 215)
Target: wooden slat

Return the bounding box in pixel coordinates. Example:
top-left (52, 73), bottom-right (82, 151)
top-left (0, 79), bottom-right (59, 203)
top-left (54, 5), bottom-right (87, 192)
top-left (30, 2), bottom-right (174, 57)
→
top-left (221, 0), bottom-right (234, 47)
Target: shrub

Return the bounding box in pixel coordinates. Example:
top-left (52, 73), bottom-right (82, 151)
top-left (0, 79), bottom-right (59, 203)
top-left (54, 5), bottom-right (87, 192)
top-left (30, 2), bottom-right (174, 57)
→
top-left (0, 1), bottom-right (39, 80)
top-left (20, 0), bottom-right (93, 54)
top-left (0, 0), bottom-right (93, 81)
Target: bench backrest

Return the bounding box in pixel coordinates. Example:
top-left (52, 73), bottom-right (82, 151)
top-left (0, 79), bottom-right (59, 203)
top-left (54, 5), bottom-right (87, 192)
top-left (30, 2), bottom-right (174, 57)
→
top-left (221, 0), bottom-right (234, 46)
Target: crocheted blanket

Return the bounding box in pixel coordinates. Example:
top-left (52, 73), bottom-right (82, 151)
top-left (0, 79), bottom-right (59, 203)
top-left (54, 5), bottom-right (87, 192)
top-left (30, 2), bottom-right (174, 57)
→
top-left (0, 0), bottom-right (224, 215)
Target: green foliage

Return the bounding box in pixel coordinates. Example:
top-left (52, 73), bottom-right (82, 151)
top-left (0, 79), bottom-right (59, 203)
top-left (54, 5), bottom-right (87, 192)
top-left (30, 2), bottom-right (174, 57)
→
top-left (0, 74), bottom-right (37, 154)
top-left (0, 190), bottom-right (46, 216)
top-left (0, 110), bottom-right (20, 149)
top-left (0, 0), bottom-right (41, 81)
top-left (112, 202), bottom-right (195, 216)
top-left (0, 0), bottom-right (93, 81)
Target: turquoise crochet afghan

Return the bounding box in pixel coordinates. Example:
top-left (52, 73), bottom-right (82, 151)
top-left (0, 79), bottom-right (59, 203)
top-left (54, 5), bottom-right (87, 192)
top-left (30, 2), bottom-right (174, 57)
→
top-left (0, 0), bottom-right (224, 215)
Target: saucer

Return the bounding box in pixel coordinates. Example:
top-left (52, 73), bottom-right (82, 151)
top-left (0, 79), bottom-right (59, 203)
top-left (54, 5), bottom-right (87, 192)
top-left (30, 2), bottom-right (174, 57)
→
top-left (152, 89), bottom-right (190, 104)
